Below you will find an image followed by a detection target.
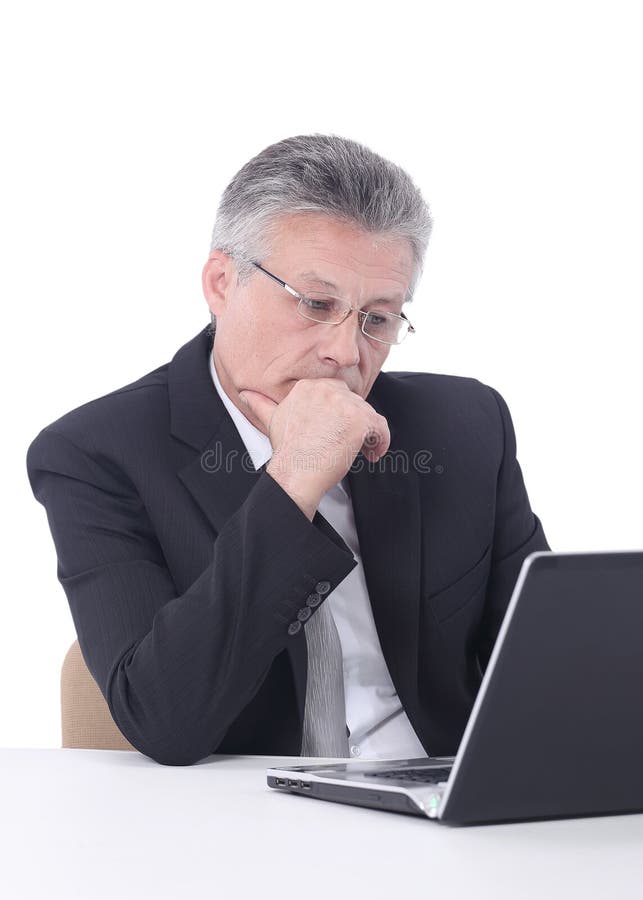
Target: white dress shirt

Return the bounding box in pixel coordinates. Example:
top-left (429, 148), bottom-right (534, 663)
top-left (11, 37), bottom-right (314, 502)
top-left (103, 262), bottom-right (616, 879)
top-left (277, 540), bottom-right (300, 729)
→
top-left (208, 353), bottom-right (428, 761)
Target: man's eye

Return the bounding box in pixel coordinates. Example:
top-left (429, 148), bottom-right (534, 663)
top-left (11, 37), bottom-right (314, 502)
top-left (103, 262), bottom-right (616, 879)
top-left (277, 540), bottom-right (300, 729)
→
top-left (303, 297), bottom-right (333, 311)
top-left (366, 313), bottom-right (387, 326)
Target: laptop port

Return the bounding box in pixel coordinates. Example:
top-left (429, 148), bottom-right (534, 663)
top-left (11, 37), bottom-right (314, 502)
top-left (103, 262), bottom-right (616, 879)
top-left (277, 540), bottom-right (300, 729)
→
top-left (275, 778), bottom-right (286, 786)
top-left (301, 783), bottom-right (311, 791)
top-left (288, 779), bottom-right (302, 788)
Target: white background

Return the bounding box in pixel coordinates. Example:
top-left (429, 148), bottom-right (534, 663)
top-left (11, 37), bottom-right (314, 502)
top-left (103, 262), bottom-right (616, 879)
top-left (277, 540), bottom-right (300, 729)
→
top-left (1, 0), bottom-right (641, 748)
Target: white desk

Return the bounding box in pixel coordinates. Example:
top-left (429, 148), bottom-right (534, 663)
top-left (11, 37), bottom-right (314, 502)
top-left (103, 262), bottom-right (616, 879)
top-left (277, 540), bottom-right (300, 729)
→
top-left (1, 749), bottom-right (642, 899)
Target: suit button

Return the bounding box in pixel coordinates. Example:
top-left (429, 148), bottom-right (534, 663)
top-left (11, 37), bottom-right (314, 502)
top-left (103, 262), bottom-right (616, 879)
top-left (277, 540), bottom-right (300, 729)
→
top-left (287, 621), bottom-right (302, 636)
top-left (297, 607), bottom-right (312, 622)
top-left (315, 581), bottom-right (331, 595)
top-left (306, 592), bottom-right (322, 608)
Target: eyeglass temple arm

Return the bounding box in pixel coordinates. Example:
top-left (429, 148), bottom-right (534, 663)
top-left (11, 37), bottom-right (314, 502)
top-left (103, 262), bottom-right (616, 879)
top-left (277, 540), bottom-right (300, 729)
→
top-left (252, 262), bottom-right (299, 296)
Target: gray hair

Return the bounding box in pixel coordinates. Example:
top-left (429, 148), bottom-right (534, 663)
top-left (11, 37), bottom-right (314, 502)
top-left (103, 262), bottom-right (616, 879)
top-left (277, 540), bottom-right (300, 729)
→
top-left (209, 134), bottom-right (432, 303)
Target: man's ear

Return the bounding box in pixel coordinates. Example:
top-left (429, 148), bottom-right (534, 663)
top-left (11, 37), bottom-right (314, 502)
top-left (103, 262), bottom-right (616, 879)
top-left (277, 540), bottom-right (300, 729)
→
top-left (202, 251), bottom-right (234, 318)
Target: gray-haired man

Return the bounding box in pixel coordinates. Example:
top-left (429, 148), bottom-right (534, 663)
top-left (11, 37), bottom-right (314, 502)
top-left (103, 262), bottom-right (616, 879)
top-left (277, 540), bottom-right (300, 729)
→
top-left (27, 134), bottom-right (549, 765)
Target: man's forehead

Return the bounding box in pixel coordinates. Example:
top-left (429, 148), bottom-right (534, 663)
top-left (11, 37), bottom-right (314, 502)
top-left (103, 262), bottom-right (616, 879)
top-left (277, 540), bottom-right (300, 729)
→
top-left (268, 214), bottom-right (413, 298)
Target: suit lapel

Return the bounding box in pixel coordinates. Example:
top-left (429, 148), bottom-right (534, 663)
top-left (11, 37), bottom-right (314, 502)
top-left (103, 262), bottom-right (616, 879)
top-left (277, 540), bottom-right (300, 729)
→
top-left (176, 412), bottom-right (265, 535)
top-left (347, 422), bottom-right (424, 731)
top-left (168, 326), bottom-right (264, 532)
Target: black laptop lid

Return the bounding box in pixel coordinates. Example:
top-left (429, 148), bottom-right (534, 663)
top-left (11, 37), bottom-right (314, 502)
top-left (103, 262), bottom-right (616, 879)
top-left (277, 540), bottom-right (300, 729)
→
top-left (442, 551), bottom-right (643, 824)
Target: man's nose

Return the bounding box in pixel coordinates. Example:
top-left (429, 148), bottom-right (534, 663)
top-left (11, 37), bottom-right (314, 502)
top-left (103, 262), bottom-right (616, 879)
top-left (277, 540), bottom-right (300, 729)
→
top-left (318, 310), bottom-right (362, 368)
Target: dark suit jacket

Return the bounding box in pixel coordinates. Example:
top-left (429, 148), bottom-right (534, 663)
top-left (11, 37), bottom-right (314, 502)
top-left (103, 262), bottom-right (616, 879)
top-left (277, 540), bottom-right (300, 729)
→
top-left (26, 324), bottom-right (550, 765)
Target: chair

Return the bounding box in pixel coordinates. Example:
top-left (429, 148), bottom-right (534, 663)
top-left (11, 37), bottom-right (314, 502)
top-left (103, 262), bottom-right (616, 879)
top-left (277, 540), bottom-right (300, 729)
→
top-left (61, 640), bottom-right (134, 751)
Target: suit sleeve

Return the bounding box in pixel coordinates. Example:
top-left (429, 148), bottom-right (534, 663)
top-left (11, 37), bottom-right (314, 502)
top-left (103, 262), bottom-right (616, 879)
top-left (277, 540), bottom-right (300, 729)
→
top-left (26, 428), bottom-right (357, 765)
top-left (477, 386), bottom-right (551, 669)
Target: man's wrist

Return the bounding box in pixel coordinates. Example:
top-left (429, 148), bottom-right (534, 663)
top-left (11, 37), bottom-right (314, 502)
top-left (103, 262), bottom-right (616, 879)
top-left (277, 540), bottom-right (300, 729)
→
top-left (265, 463), bottom-right (321, 522)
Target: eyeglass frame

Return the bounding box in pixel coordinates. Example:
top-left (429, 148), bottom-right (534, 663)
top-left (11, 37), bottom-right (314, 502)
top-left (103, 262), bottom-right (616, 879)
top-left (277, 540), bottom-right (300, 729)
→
top-left (249, 261), bottom-right (416, 346)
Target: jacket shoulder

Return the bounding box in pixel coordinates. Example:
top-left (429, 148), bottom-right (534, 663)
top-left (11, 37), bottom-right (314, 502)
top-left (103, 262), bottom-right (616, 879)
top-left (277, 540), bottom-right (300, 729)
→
top-left (376, 370), bottom-right (510, 451)
top-left (26, 361), bottom-right (171, 463)
top-left (377, 369), bottom-right (504, 411)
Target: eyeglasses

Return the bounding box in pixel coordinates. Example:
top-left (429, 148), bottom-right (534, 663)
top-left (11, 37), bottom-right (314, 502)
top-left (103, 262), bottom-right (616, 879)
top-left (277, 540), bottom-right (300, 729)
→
top-left (250, 262), bottom-right (416, 346)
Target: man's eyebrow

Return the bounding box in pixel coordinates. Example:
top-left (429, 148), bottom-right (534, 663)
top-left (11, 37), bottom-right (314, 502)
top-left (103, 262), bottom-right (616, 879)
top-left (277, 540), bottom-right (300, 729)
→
top-left (297, 271), bottom-right (404, 305)
top-left (298, 271), bottom-right (340, 291)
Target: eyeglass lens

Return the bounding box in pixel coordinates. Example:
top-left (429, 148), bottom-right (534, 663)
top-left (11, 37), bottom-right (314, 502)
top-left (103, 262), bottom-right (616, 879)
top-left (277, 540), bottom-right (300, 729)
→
top-left (298, 293), bottom-right (408, 344)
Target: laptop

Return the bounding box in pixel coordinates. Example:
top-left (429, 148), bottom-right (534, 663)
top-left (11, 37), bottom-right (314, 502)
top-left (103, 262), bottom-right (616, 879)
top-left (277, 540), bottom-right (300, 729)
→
top-left (267, 550), bottom-right (643, 825)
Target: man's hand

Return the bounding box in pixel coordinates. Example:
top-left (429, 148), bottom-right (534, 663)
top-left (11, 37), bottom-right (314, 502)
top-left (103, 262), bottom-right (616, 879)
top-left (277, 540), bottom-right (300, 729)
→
top-left (239, 379), bottom-right (390, 520)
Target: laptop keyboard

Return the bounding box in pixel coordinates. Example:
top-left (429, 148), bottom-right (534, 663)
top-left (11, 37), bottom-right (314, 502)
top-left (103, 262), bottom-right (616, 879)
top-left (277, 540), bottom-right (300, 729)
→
top-left (368, 766), bottom-right (452, 784)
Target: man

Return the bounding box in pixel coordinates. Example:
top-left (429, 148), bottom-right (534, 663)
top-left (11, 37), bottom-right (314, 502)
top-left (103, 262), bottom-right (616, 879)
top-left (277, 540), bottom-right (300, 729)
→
top-left (27, 134), bottom-right (549, 766)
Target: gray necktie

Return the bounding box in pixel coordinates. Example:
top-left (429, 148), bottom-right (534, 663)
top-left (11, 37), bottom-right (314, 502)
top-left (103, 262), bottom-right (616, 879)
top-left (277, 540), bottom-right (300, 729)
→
top-left (301, 598), bottom-right (350, 757)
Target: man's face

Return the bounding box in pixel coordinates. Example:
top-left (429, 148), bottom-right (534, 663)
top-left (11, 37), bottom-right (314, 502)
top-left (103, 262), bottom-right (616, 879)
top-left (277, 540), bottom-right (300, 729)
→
top-left (202, 213), bottom-right (414, 434)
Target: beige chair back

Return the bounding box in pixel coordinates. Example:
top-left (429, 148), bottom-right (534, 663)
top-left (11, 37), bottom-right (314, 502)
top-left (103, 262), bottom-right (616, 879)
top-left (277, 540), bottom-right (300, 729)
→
top-left (61, 640), bottom-right (134, 751)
